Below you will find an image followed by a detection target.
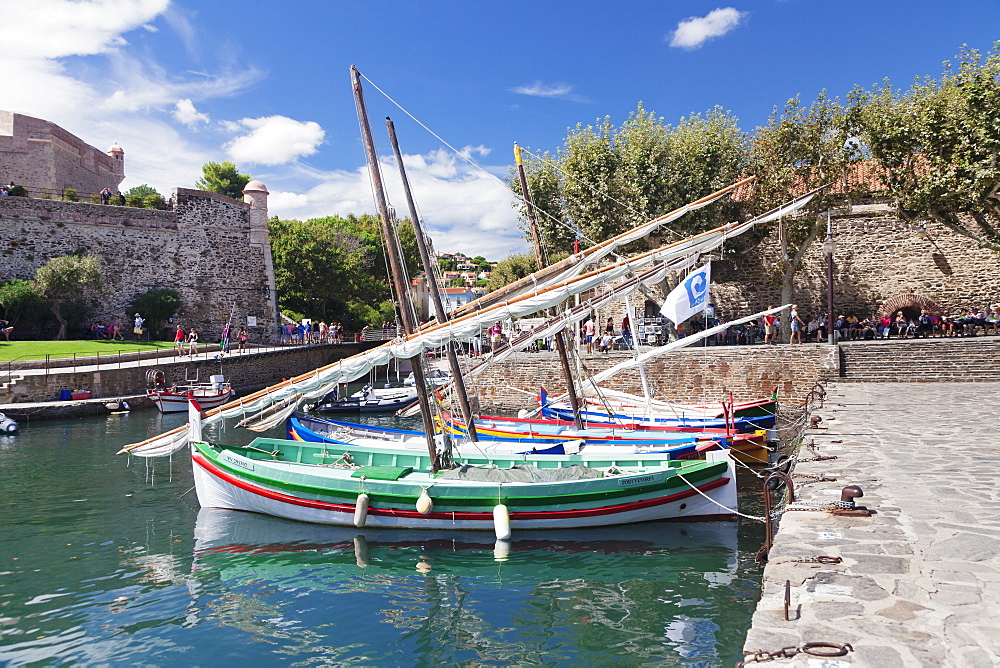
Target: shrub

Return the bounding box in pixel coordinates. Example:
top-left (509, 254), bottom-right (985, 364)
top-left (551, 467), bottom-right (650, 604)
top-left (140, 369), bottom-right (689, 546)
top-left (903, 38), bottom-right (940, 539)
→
top-left (62, 188), bottom-right (78, 202)
top-left (125, 193), bottom-right (144, 207)
top-left (90, 193), bottom-right (102, 204)
top-left (143, 193), bottom-right (167, 210)
top-left (129, 288), bottom-right (182, 340)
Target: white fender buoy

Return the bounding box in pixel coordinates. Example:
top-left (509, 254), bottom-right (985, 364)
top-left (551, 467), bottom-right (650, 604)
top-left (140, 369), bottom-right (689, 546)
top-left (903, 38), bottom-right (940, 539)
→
top-left (353, 535), bottom-right (369, 567)
top-left (493, 504), bottom-right (511, 540)
top-left (494, 539), bottom-right (511, 562)
top-left (517, 409), bottom-right (529, 419)
top-left (416, 489), bottom-right (433, 515)
top-left (354, 493), bottom-right (370, 527)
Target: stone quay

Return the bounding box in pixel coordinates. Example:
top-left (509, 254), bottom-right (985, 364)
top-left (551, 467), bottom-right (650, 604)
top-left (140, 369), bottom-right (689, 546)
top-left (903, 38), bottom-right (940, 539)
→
top-left (743, 381), bottom-right (1000, 667)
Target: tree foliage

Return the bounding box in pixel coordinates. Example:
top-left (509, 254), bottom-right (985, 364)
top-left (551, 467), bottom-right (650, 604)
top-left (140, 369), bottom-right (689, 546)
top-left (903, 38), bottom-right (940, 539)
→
top-left (511, 103), bottom-right (747, 256)
top-left (0, 279), bottom-right (41, 324)
top-left (196, 161), bottom-right (252, 200)
top-left (747, 92), bottom-right (856, 336)
top-left (268, 214), bottom-right (421, 328)
top-left (130, 288), bottom-right (182, 337)
top-left (848, 43), bottom-right (1000, 250)
top-left (486, 253), bottom-right (538, 292)
top-left (32, 254), bottom-right (104, 340)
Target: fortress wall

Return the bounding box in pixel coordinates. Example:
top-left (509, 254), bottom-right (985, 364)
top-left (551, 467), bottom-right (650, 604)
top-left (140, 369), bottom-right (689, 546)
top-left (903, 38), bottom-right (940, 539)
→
top-left (0, 194), bottom-right (277, 341)
top-left (0, 111), bottom-right (123, 194)
top-left (595, 212), bottom-right (1000, 328)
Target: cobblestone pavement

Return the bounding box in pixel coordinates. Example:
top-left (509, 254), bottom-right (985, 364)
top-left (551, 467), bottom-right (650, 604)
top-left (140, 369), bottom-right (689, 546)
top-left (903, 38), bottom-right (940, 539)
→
top-left (742, 382), bottom-right (1000, 667)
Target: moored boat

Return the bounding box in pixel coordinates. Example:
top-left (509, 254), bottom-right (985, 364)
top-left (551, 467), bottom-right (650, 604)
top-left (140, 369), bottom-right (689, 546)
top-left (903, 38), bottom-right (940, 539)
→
top-left (310, 383), bottom-right (418, 413)
top-left (148, 374), bottom-right (233, 413)
top-left (190, 435), bottom-right (737, 531)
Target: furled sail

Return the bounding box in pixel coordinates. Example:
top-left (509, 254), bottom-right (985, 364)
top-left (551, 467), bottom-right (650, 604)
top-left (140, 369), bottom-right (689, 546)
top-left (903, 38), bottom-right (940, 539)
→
top-left (118, 188), bottom-right (824, 457)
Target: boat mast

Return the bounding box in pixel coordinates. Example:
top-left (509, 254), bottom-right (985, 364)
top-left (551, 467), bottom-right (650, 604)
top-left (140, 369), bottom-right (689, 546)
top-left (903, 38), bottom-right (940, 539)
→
top-left (351, 66), bottom-right (442, 470)
top-left (514, 143), bottom-right (583, 429)
top-left (385, 117), bottom-right (480, 442)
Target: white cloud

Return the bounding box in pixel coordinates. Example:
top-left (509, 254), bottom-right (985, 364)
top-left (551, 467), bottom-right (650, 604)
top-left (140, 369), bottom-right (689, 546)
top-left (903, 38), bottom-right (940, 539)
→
top-left (669, 7), bottom-right (747, 49)
top-left (0, 0), bottom-right (260, 197)
top-left (172, 99), bottom-right (209, 126)
top-left (261, 150), bottom-right (528, 259)
top-left (225, 116), bottom-right (325, 166)
top-left (510, 81), bottom-right (590, 103)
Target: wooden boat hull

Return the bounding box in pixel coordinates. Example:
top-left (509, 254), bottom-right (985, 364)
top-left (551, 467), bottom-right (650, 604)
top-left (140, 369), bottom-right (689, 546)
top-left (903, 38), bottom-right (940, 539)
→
top-left (289, 416), bottom-right (719, 460)
top-left (148, 388), bottom-right (234, 413)
top-left (541, 404), bottom-right (775, 430)
top-left (191, 438), bottom-right (737, 530)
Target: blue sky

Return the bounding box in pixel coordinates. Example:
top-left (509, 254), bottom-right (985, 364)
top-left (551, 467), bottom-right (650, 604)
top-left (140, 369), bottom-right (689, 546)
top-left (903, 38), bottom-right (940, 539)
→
top-left (2, 0), bottom-right (998, 258)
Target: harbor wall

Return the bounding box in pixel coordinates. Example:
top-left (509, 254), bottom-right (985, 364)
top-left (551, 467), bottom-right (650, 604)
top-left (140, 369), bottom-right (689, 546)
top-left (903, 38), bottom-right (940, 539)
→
top-left (0, 344), bottom-right (372, 406)
top-left (468, 346), bottom-right (838, 410)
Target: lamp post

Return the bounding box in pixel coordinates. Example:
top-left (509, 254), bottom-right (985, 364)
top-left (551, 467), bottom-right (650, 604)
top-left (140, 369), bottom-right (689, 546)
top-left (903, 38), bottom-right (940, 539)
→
top-left (823, 212), bottom-right (837, 345)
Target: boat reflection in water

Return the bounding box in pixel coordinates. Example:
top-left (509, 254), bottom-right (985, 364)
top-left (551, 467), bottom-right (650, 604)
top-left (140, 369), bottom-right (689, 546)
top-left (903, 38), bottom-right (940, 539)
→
top-left (191, 508), bottom-right (744, 665)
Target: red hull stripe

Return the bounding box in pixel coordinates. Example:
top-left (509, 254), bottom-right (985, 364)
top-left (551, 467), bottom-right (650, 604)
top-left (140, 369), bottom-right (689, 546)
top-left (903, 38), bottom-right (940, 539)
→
top-left (193, 452), bottom-right (730, 521)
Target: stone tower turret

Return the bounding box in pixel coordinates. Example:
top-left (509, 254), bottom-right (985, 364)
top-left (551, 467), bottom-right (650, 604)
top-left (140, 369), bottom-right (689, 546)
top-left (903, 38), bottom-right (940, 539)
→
top-left (242, 180), bottom-right (279, 337)
top-left (107, 142), bottom-right (125, 179)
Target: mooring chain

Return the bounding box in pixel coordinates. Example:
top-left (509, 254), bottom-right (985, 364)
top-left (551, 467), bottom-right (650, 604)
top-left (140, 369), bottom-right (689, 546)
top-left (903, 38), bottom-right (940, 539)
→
top-left (784, 500), bottom-right (857, 512)
top-left (796, 454), bottom-right (838, 463)
top-left (790, 555), bottom-right (843, 564)
top-left (737, 642), bottom-right (853, 666)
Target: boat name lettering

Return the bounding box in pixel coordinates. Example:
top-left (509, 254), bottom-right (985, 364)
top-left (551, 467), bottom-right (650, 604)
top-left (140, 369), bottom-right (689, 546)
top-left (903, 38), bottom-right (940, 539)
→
top-left (619, 474), bottom-right (656, 486)
top-left (224, 454), bottom-right (254, 472)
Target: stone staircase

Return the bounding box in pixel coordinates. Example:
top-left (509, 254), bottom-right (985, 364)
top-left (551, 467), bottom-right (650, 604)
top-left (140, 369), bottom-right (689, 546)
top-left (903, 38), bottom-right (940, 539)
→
top-left (837, 336), bottom-right (1000, 382)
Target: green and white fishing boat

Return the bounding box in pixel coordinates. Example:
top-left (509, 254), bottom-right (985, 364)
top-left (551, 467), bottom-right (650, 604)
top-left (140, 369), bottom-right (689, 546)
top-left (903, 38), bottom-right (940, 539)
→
top-left (190, 432), bottom-right (736, 535)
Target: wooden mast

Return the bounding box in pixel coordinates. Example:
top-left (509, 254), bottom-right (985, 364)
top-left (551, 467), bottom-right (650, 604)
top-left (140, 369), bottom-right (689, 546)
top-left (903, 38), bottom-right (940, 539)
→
top-left (351, 65), bottom-right (441, 470)
top-left (514, 143), bottom-right (583, 429)
top-left (385, 116), bottom-right (480, 442)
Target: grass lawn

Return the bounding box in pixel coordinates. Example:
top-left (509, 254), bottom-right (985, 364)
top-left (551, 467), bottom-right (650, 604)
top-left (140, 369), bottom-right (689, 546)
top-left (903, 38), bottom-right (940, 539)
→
top-left (0, 340), bottom-right (175, 362)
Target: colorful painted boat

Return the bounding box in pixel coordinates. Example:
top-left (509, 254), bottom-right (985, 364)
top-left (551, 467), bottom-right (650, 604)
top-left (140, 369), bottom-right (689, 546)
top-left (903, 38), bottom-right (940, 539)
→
top-left (440, 414), bottom-right (771, 466)
top-left (538, 388), bottom-right (778, 429)
top-left (288, 415), bottom-right (723, 459)
top-left (148, 374), bottom-right (234, 413)
top-left (190, 436), bottom-right (737, 531)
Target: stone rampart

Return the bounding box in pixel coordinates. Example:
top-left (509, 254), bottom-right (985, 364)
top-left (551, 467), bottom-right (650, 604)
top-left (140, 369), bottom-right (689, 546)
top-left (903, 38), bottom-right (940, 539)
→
top-left (467, 346), bottom-right (837, 411)
top-left (0, 111), bottom-right (124, 195)
top-left (0, 190), bottom-right (277, 341)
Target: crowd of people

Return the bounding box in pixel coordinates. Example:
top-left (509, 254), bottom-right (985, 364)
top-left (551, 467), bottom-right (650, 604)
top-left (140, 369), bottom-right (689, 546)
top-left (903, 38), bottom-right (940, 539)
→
top-left (280, 321), bottom-right (347, 345)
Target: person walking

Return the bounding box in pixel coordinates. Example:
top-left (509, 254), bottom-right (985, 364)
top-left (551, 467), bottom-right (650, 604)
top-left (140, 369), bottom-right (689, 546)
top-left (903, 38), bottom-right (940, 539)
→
top-left (174, 324), bottom-right (186, 356)
top-left (133, 313), bottom-right (145, 340)
top-left (789, 305), bottom-right (805, 344)
top-left (186, 327), bottom-right (199, 357)
top-left (221, 323), bottom-right (231, 354)
top-left (237, 326), bottom-right (248, 353)
top-left (584, 315), bottom-right (596, 354)
top-left (762, 307), bottom-right (777, 344)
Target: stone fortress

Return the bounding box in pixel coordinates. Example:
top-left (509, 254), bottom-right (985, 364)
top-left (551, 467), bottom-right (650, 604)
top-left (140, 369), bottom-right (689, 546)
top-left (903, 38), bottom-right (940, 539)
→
top-left (0, 111), bottom-right (279, 341)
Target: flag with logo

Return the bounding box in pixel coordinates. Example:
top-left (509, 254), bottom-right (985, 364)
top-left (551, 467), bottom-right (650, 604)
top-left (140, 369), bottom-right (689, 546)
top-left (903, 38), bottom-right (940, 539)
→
top-left (660, 262), bottom-right (712, 324)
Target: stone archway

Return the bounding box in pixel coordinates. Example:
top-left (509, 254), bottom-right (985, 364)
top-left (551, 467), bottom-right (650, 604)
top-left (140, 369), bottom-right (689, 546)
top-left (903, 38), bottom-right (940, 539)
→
top-left (875, 294), bottom-right (941, 320)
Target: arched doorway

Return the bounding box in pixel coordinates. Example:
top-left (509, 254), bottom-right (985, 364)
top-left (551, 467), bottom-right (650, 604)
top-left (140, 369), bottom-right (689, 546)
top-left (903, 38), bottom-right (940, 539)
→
top-left (875, 294), bottom-right (941, 321)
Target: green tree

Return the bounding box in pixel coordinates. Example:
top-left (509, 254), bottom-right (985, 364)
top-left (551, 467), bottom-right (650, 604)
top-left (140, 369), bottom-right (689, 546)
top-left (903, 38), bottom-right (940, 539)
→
top-left (486, 253), bottom-right (538, 292)
top-left (196, 161), bottom-right (252, 200)
top-left (748, 92), bottom-right (856, 335)
top-left (125, 184), bottom-right (159, 199)
top-left (269, 216), bottom-right (370, 323)
top-left (130, 288), bottom-right (182, 339)
top-left (511, 103), bottom-right (747, 255)
top-left (848, 43), bottom-right (1000, 251)
top-left (32, 254), bottom-right (104, 340)
top-left (0, 279), bottom-right (41, 325)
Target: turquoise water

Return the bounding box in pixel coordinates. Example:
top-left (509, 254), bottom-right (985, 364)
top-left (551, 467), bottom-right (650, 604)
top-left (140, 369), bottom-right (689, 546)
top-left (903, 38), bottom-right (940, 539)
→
top-left (0, 409), bottom-right (765, 666)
